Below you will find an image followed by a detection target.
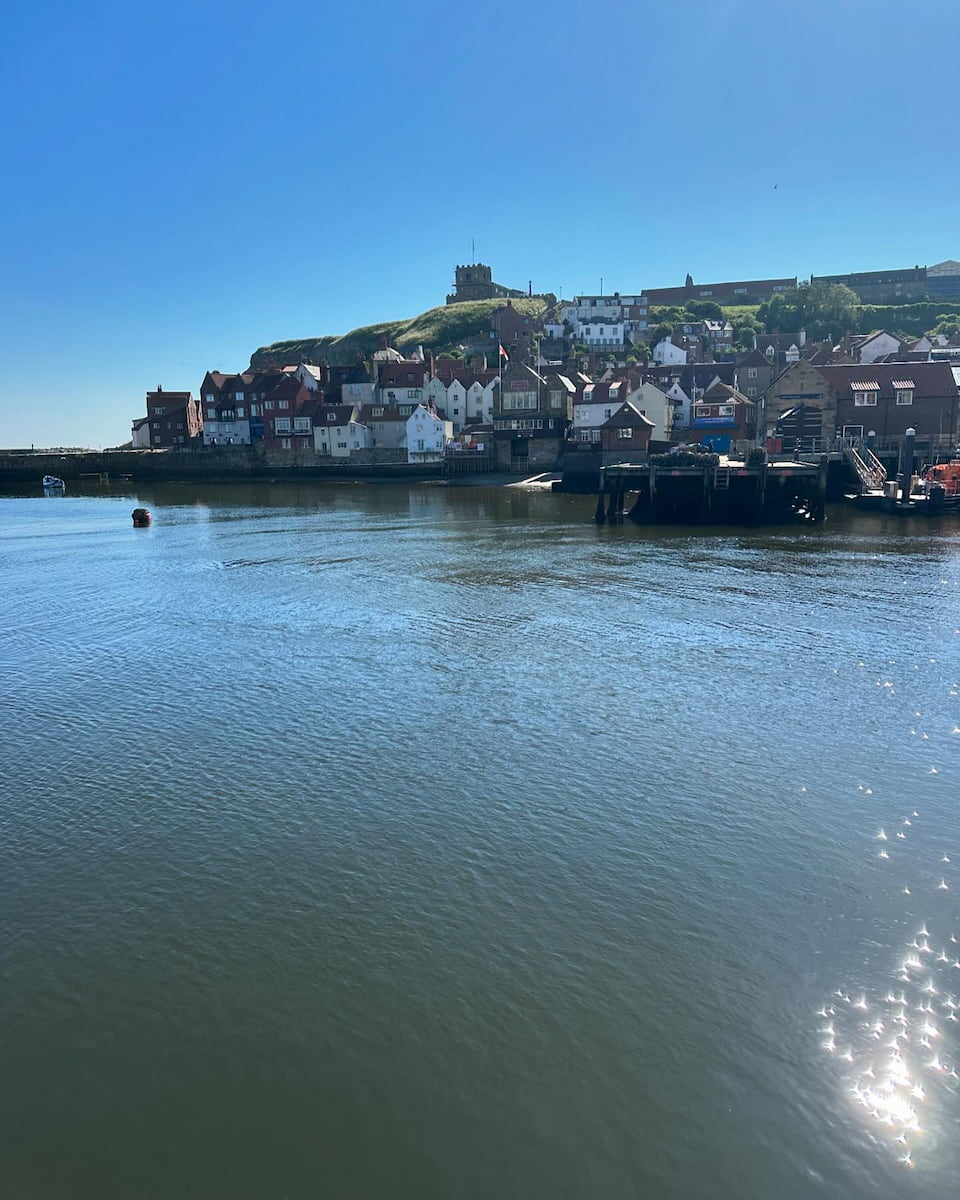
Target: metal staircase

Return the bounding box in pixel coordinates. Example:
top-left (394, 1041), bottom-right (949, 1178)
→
top-left (843, 443), bottom-right (887, 492)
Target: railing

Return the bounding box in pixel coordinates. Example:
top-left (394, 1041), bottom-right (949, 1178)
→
top-left (843, 444), bottom-right (886, 491)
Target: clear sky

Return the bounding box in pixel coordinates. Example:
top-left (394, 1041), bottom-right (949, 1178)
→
top-left (2, 0), bottom-right (958, 447)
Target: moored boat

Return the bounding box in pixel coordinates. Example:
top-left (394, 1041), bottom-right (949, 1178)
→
top-left (42, 475), bottom-right (66, 491)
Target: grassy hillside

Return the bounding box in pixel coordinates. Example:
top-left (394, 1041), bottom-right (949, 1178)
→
top-left (250, 297), bottom-right (548, 368)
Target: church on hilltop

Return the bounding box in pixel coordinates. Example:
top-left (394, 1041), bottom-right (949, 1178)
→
top-left (445, 262), bottom-right (529, 305)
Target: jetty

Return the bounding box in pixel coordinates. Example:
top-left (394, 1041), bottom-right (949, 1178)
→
top-left (593, 454), bottom-right (826, 525)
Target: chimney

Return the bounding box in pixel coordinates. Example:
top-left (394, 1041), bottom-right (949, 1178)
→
top-left (528, 280), bottom-right (532, 297)
top-left (157, 384), bottom-right (163, 392)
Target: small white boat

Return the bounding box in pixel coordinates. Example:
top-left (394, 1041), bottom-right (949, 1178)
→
top-left (42, 475), bottom-right (66, 491)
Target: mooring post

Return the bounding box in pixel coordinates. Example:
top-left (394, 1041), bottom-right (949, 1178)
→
top-left (900, 427), bottom-right (916, 505)
top-left (594, 469), bottom-right (607, 524)
top-left (606, 481), bottom-right (620, 523)
top-left (815, 454), bottom-right (829, 520)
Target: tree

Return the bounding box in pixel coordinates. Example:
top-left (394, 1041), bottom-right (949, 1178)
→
top-left (684, 299), bottom-right (723, 320)
top-left (735, 324), bottom-right (758, 350)
top-left (651, 323), bottom-right (674, 345)
top-left (758, 281), bottom-right (858, 341)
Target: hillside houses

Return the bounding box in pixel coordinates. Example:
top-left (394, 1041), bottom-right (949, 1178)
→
top-left (127, 250), bottom-right (960, 470)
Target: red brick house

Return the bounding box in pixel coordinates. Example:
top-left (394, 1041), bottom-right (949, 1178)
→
top-left (601, 401), bottom-right (654, 453)
top-left (686, 381), bottom-right (757, 451)
top-left (260, 377), bottom-right (314, 450)
top-left (143, 388), bottom-right (202, 448)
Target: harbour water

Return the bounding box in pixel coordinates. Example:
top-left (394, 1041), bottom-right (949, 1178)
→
top-left (1, 482), bottom-right (958, 1199)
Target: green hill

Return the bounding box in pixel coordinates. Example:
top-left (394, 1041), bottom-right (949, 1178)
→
top-left (250, 297), bottom-right (549, 368)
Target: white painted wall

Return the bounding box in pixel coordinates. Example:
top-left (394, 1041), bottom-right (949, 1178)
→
top-left (859, 332), bottom-right (901, 363)
top-left (654, 339), bottom-right (687, 365)
top-left (405, 405), bottom-right (451, 462)
top-left (625, 381), bottom-right (673, 440)
top-left (314, 420), bottom-right (373, 457)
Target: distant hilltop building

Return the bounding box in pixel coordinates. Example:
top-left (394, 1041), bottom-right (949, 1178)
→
top-left (446, 262), bottom-right (529, 305)
top-left (811, 260), bottom-right (960, 304)
top-left (644, 276), bottom-right (797, 306)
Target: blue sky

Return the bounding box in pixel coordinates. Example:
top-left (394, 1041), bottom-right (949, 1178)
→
top-left (1, 0), bottom-right (958, 447)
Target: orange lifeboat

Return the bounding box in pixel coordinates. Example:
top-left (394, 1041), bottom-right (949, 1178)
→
top-left (923, 461), bottom-right (960, 496)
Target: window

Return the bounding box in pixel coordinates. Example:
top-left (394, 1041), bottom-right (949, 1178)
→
top-left (372, 407), bottom-right (384, 416)
top-left (177, 422), bottom-right (184, 429)
top-left (618, 426), bottom-right (632, 439)
top-left (734, 287), bottom-right (748, 295)
top-left (204, 394), bottom-right (214, 404)
top-left (152, 421), bottom-right (160, 429)
top-left (773, 285), bottom-right (787, 292)
top-left (604, 408), bottom-right (612, 419)
top-left (250, 403), bottom-right (261, 416)
top-left (281, 437), bottom-right (291, 449)
top-left (417, 439), bottom-right (425, 450)
top-left (337, 442), bottom-right (347, 449)
top-left (235, 392), bottom-right (244, 402)
top-left (300, 438), bottom-right (311, 448)
top-left (407, 389), bottom-right (420, 398)
top-left (236, 406), bottom-right (245, 418)
top-left (719, 405), bottom-right (735, 416)
top-left (399, 405), bottom-right (413, 416)
top-left (453, 408), bottom-right (459, 415)
top-left (153, 435), bottom-right (161, 443)
top-left (265, 400), bottom-right (275, 410)
top-left (275, 418), bottom-right (291, 432)
top-left (152, 407), bottom-right (164, 415)
top-left (326, 411), bottom-right (337, 421)
top-left (747, 387), bottom-right (757, 397)
top-left (747, 368), bottom-right (758, 379)
top-left (207, 408), bottom-right (216, 419)
top-left (294, 417), bottom-right (311, 431)
top-left (278, 400), bottom-right (289, 410)
top-left (699, 290), bottom-right (713, 297)
top-left (854, 392), bottom-right (878, 407)
top-left (896, 390), bottom-right (914, 405)
top-left (696, 406), bottom-right (711, 418)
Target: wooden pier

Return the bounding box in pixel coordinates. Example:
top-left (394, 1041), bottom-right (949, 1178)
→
top-left (594, 456), bottom-right (827, 525)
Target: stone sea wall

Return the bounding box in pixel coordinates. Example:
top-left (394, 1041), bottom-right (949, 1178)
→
top-left (0, 446), bottom-right (445, 484)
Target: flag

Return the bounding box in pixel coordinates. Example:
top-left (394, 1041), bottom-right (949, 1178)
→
top-left (499, 343), bottom-right (509, 362)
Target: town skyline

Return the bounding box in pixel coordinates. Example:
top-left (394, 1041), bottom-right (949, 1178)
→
top-left (4, 0), bottom-right (960, 447)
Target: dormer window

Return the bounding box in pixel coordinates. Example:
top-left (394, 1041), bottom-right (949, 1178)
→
top-left (896, 389), bottom-right (914, 405)
top-left (854, 391), bottom-right (878, 407)
top-left (327, 412), bottom-right (337, 420)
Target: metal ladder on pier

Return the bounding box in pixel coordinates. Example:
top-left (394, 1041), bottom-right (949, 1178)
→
top-left (714, 467), bottom-right (730, 490)
top-left (843, 443), bottom-right (886, 492)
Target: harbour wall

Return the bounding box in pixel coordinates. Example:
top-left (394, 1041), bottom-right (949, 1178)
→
top-left (0, 446), bottom-right (444, 485)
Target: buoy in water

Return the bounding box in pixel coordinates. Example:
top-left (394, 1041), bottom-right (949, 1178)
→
top-left (132, 507), bottom-right (152, 527)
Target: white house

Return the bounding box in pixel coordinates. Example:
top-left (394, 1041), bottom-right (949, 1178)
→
top-left (405, 404), bottom-right (451, 463)
top-left (446, 379), bottom-right (468, 433)
top-left (654, 338), bottom-right (687, 365)
top-left (313, 405), bottom-right (373, 457)
top-left (577, 319), bottom-right (626, 348)
top-left (572, 381), bottom-right (629, 440)
top-left (624, 381), bottom-right (674, 441)
top-left (295, 364), bottom-right (324, 391)
top-left (855, 330), bottom-right (903, 364)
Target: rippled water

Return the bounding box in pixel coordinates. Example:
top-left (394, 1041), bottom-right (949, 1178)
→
top-left (1, 482), bottom-right (959, 1198)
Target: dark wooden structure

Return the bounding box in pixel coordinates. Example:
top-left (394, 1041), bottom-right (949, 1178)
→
top-left (593, 458), bottom-right (828, 526)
